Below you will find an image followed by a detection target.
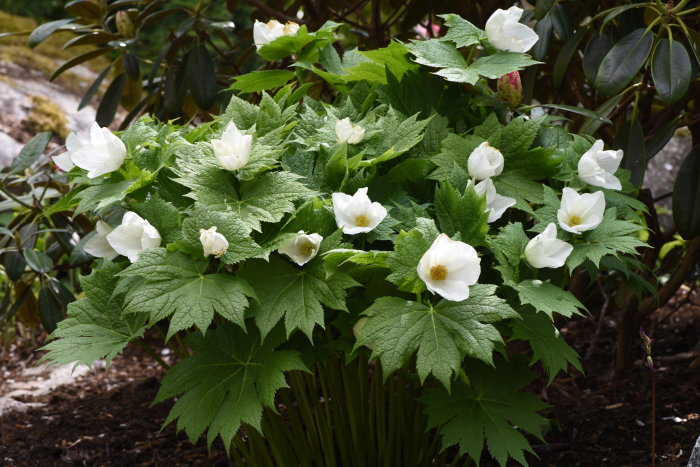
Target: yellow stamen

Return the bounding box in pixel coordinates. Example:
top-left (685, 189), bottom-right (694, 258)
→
top-left (429, 265), bottom-right (448, 281)
top-left (354, 214), bottom-right (370, 227)
top-left (568, 215), bottom-right (583, 227)
top-left (299, 240), bottom-right (316, 257)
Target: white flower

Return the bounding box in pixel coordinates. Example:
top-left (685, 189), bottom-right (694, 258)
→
top-left (467, 142), bottom-right (504, 181)
top-left (84, 220), bottom-right (118, 261)
top-left (577, 140), bottom-right (623, 190)
top-left (106, 211), bottom-right (161, 263)
top-left (54, 122), bottom-right (126, 178)
top-left (211, 122), bottom-right (252, 171)
top-left (278, 231), bottom-right (323, 265)
top-left (417, 234), bottom-right (481, 302)
top-left (253, 19), bottom-right (299, 49)
top-left (525, 223), bottom-right (573, 268)
top-left (332, 187), bottom-right (388, 235)
top-left (485, 6), bottom-right (539, 53)
top-left (199, 226), bottom-right (229, 258)
top-left (335, 118), bottom-right (365, 144)
top-left (557, 188), bottom-right (605, 235)
top-left (474, 178), bottom-right (516, 223)
top-left (53, 132), bottom-right (88, 172)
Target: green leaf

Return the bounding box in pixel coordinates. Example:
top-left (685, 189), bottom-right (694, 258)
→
top-left (239, 255), bottom-right (358, 340)
top-left (434, 182), bottom-right (488, 246)
top-left (386, 218), bottom-right (439, 293)
top-left (566, 209), bottom-right (647, 270)
top-left (440, 14), bottom-right (484, 48)
top-left (614, 118), bottom-right (646, 186)
top-left (509, 279), bottom-right (585, 319)
top-left (407, 39), bottom-right (468, 70)
top-left (493, 172), bottom-right (544, 214)
top-left (74, 179), bottom-right (136, 214)
top-left (467, 52), bottom-right (540, 79)
top-left (40, 263), bottom-right (147, 367)
top-left (185, 45), bottom-right (217, 109)
top-left (9, 131), bottom-right (51, 174)
top-left (120, 249), bottom-right (255, 339)
top-left (488, 223), bottom-right (529, 282)
top-left (132, 194), bottom-right (182, 244)
top-left (96, 72), bottom-right (127, 127)
top-left (155, 325), bottom-right (307, 449)
top-left (429, 133), bottom-right (483, 187)
top-left (178, 162), bottom-right (313, 232)
top-left (595, 29), bottom-right (653, 96)
top-left (579, 94), bottom-right (622, 136)
top-left (358, 285), bottom-right (518, 389)
top-left (510, 310), bottom-right (582, 383)
top-left (50, 48), bottom-right (111, 83)
top-left (651, 39), bottom-right (692, 104)
top-left (673, 145), bottom-right (700, 239)
top-left (180, 206), bottom-right (266, 263)
top-left (406, 39), bottom-right (478, 84)
top-left (583, 30), bottom-right (615, 83)
top-left (79, 65), bottom-right (112, 111)
top-left (421, 358), bottom-right (548, 466)
top-left (23, 249), bottom-right (53, 273)
top-left (28, 19), bottom-right (74, 48)
top-left (535, 104), bottom-right (611, 124)
top-left (230, 70), bottom-right (295, 93)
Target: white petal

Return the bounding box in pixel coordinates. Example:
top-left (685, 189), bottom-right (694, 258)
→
top-left (84, 221), bottom-right (118, 260)
top-left (525, 223), bottom-right (573, 268)
top-left (52, 151), bottom-right (74, 172)
top-left (107, 224), bottom-right (145, 262)
top-left (417, 234), bottom-right (480, 301)
top-left (427, 279), bottom-right (471, 302)
top-left (468, 143), bottom-right (504, 181)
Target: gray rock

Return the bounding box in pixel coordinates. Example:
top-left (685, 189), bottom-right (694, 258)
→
top-left (0, 131), bottom-right (22, 169)
top-left (688, 435), bottom-right (700, 467)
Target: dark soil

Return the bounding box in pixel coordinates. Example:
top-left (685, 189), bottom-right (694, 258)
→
top-left (1, 290), bottom-right (699, 467)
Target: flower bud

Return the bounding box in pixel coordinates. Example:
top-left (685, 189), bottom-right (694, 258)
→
top-left (335, 118), bottom-right (365, 144)
top-left (211, 122), bottom-right (252, 171)
top-left (497, 71), bottom-right (522, 107)
top-left (467, 142), bottom-right (504, 181)
top-left (116, 11), bottom-right (136, 38)
top-left (199, 226), bottom-right (229, 258)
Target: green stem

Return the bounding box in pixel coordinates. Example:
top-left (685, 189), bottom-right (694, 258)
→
top-left (135, 339), bottom-right (170, 369)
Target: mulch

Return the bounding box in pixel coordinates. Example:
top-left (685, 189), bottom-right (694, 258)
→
top-left (1, 292), bottom-right (699, 467)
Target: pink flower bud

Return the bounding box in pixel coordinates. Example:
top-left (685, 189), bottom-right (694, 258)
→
top-left (497, 71), bottom-right (522, 107)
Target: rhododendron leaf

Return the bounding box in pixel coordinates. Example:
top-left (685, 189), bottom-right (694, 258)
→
top-left (155, 325), bottom-right (307, 451)
top-left (239, 255), bottom-right (359, 340)
top-left (421, 358), bottom-right (548, 466)
top-left (357, 285), bottom-right (517, 390)
top-left (510, 311), bottom-right (582, 383)
top-left (40, 263), bottom-right (146, 367)
top-left (120, 249), bottom-right (255, 340)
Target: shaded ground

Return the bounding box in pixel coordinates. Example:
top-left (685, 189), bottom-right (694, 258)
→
top-left (531, 288), bottom-right (700, 466)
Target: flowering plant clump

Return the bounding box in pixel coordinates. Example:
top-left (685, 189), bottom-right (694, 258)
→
top-left (40, 14), bottom-right (647, 466)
